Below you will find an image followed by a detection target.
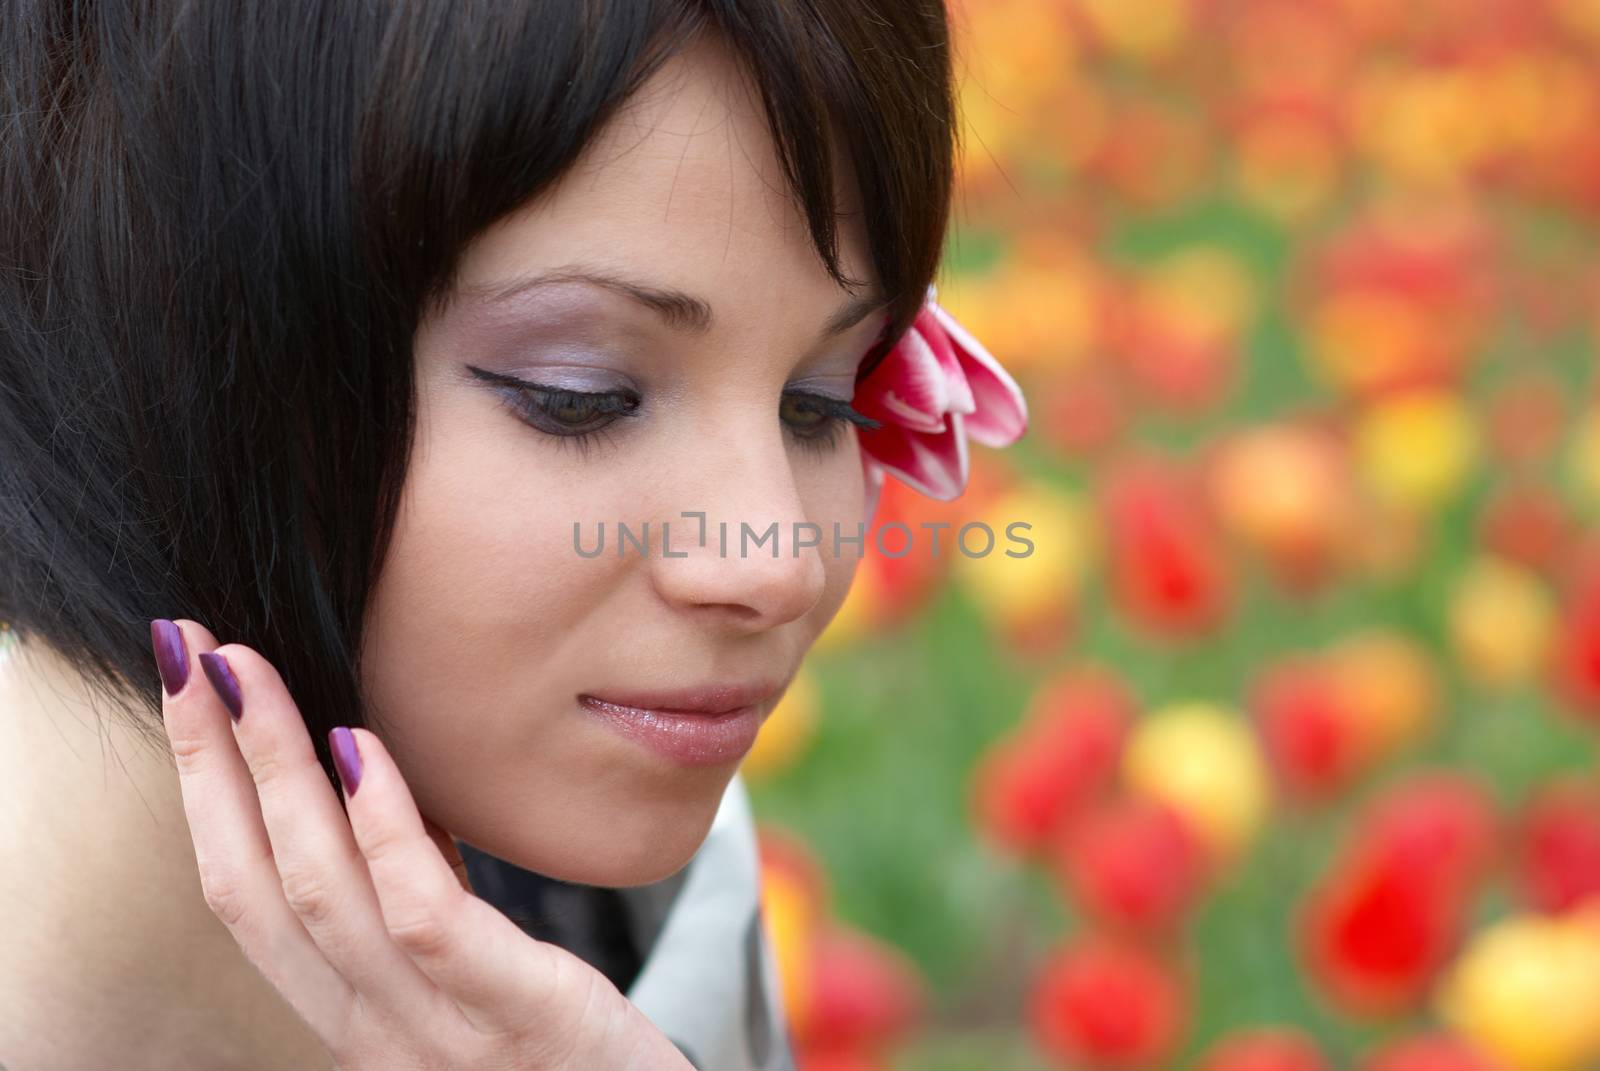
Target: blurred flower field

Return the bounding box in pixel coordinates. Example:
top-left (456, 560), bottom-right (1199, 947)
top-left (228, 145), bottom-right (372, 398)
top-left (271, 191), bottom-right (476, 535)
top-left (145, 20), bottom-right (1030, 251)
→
top-left (740, 1), bottom-right (1600, 1069)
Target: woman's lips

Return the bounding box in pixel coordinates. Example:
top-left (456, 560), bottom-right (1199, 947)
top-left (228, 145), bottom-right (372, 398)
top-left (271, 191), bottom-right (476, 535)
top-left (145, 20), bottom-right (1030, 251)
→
top-left (577, 695), bottom-right (765, 766)
top-left (578, 680), bottom-right (782, 716)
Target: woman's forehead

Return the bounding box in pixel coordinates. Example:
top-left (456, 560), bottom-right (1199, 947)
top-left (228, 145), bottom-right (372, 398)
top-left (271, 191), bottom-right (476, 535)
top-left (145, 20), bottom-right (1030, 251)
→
top-left (445, 36), bottom-right (877, 327)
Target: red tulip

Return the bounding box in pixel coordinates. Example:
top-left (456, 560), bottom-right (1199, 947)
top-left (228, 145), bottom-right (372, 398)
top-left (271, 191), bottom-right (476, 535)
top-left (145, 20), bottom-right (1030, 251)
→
top-left (1250, 656), bottom-right (1365, 802)
top-left (1107, 282), bottom-right (1240, 415)
top-left (1475, 482), bottom-right (1572, 573)
top-left (1353, 773), bottom-right (1500, 901)
top-left (855, 473), bottom-right (959, 629)
top-left (1086, 96), bottom-right (1213, 210)
top-left (970, 666), bottom-right (1134, 856)
top-left (1357, 1031), bottom-right (1510, 1071)
top-left (1197, 1026), bottom-right (1332, 1071)
top-left (1052, 794), bottom-right (1210, 934)
top-left (1302, 210), bottom-right (1498, 401)
top-left (1226, 1), bottom-right (1352, 100)
top-left (757, 824), bottom-right (832, 912)
top-left (1037, 365), bottom-right (1127, 459)
top-left (796, 1049), bottom-right (884, 1071)
top-left (1310, 214), bottom-right (1497, 345)
top-left (1514, 776), bottom-right (1600, 914)
top-left (1299, 850), bottom-right (1465, 1015)
top-left (1024, 664), bottom-right (1138, 754)
top-left (1549, 545), bottom-right (1600, 719)
top-left (799, 926), bottom-right (925, 1054)
top-left (1484, 373), bottom-right (1567, 468)
top-left (1029, 936), bottom-right (1188, 1069)
top-left (1298, 773), bottom-right (1498, 1016)
top-left (1101, 455), bottom-right (1231, 639)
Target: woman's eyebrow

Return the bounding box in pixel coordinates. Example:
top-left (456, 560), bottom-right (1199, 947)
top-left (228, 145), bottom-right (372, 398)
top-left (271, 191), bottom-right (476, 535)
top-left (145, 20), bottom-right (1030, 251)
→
top-left (457, 263), bottom-right (888, 338)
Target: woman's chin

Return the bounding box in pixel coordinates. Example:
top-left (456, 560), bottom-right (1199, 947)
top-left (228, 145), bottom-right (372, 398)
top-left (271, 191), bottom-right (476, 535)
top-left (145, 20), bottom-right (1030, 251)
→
top-left (461, 800), bottom-right (721, 889)
top-left (547, 847), bottom-right (702, 889)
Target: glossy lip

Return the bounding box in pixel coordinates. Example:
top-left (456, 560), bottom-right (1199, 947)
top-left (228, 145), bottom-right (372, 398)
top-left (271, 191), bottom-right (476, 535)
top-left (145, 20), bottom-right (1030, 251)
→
top-left (576, 679), bottom-right (786, 766)
top-left (577, 680), bottom-right (784, 716)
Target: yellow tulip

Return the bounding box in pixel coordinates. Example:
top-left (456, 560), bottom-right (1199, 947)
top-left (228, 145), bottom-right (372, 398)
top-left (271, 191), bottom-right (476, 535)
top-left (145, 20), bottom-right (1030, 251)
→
top-left (1078, 0), bottom-right (1192, 63)
top-left (1475, 52), bottom-right (1592, 156)
top-left (1121, 701), bottom-right (1270, 864)
top-left (1567, 406), bottom-right (1600, 511)
top-left (1353, 68), bottom-right (1492, 188)
top-left (1437, 911), bottom-right (1600, 1071)
top-left (951, 482), bottom-right (1096, 646)
top-left (759, 863), bottom-right (818, 1036)
top-left (1352, 389), bottom-right (1478, 512)
top-left (1448, 557), bottom-right (1555, 689)
top-left (741, 665), bottom-right (820, 781)
top-left (1139, 245), bottom-right (1258, 343)
top-left (814, 572), bottom-right (873, 653)
top-left (939, 247), bottom-right (1105, 376)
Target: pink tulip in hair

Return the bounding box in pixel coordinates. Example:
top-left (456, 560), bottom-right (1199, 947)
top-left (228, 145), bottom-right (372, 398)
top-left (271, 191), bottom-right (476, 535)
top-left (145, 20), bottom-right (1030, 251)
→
top-left (854, 284), bottom-right (1029, 501)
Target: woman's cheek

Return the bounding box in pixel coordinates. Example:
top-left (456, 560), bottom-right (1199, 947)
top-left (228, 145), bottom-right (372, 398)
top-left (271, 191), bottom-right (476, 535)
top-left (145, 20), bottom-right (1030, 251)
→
top-left (799, 447), bottom-right (870, 639)
top-left (360, 394), bottom-right (621, 734)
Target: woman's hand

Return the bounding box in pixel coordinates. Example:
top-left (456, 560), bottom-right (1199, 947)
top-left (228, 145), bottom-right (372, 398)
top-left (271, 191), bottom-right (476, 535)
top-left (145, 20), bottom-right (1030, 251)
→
top-left (152, 618), bottom-right (692, 1071)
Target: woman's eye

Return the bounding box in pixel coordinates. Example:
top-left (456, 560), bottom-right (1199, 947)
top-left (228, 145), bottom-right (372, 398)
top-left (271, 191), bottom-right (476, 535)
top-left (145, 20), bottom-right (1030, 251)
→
top-left (779, 393), bottom-right (831, 431)
top-left (543, 391), bottom-right (609, 428)
top-left (779, 390), bottom-right (881, 456)
top-left (514, 386), bottom-right (640, 436)
top-left (466, 366), bottom-right (641, 459)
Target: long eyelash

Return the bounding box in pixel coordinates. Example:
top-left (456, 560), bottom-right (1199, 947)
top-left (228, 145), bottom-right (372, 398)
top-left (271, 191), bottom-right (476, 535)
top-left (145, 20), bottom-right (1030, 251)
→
top-left (782, 390), bottom-right (881, 459)
top-left (501, 390), bottom-right (635, 460)
top-left (547, 421), bottom-right (622, 461)
top-left (468, 363), bottom-right (639, 461)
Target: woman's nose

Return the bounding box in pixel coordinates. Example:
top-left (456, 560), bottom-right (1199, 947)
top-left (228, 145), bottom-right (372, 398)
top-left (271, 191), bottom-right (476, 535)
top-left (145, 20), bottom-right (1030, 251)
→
top-left (645, 441), bottom-right (830, 634)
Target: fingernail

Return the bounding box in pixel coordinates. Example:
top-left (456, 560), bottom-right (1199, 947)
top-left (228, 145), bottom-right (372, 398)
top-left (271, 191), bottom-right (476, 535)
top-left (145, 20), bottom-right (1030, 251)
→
top-left (198, 651), bottom-right (244, 722)
top-left (149, 619), bottom-right (189, 697)
top-left (329, 727), bottom-right (363, 797)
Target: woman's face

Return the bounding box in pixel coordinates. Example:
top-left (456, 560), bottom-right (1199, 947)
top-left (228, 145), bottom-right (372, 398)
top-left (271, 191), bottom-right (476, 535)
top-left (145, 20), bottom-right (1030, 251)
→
top-left (358, 36), bottom-right (881, 887)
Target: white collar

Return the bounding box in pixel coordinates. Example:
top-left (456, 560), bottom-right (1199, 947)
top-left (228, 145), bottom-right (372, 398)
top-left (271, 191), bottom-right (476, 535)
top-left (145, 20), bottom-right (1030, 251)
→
top-left (620, 772), bottom-right (797, 1070)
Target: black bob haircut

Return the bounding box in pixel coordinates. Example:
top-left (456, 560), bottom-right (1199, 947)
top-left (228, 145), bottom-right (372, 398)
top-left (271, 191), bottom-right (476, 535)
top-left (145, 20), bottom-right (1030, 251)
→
top-left (0, 1), bottom-right (959, 786)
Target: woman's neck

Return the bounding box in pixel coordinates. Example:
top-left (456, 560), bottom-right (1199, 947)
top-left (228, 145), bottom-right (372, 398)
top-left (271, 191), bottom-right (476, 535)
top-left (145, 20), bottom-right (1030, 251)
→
top-left (0, 634), bottom-right (336, 1069)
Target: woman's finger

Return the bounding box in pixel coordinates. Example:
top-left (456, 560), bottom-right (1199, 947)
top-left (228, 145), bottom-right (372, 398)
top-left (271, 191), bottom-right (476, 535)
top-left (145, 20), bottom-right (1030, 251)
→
top-left (154, 618), bottom-right (357, 1042)
top-left (201, 641), bottom-right (468, 1027)
top-left (335, 726), bottom-right (590, 1037)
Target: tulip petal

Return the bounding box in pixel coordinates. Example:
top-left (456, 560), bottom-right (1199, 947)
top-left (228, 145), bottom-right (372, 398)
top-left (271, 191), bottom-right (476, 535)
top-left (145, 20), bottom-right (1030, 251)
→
top-left (858, 411), bottom-right (970, 501)
top-left (914, 305), bottom-right (976, 415)
top-left (930, 301), bottom-right (1029, 447)
top-left (855, 325), bottom-right (950, 435)
top-left (861, 454), bottom-right (887, 522)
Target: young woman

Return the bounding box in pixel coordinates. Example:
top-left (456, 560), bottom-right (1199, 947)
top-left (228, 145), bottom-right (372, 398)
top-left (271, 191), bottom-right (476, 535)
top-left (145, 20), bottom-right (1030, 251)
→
top-left (0, 1), bottom-right (1025, 1067)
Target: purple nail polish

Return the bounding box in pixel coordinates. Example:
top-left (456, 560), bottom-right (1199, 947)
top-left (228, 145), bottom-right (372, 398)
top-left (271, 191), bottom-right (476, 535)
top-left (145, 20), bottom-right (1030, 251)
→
top-left (149, 619), bottom-right (189, 697)
top-left (198, 651), bottom-right (244, 722)
top-left (329, 727), bottom-right (363, 797)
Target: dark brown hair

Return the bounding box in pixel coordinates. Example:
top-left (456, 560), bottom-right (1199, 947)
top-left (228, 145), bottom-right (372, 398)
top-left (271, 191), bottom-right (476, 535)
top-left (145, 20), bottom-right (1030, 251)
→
top-left (0, 1), bottom-right (958, 786)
